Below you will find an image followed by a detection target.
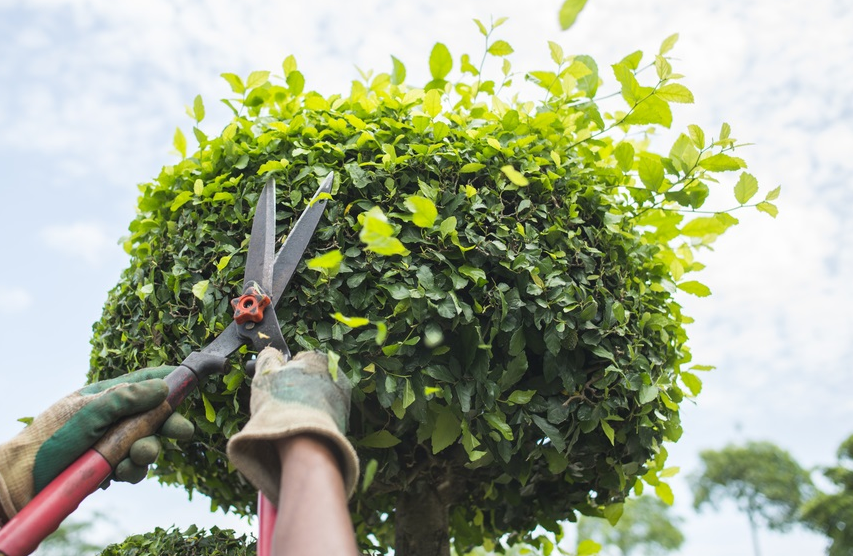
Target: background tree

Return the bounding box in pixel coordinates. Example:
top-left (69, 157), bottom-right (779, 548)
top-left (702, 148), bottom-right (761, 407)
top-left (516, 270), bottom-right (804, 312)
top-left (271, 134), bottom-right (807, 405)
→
top-left (87, 14), bottom-right (774, 556)
top-left (691, 441), bottom-right (812, 556)
top-left (800, 433), bottom-right (853, 556)
top-left (576, 495), bottom-right (683, 556)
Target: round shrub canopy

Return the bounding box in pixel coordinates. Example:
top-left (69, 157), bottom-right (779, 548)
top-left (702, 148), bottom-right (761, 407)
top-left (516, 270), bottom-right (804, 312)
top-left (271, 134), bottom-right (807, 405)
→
top-left (89, 22), bottom-right (774, 553)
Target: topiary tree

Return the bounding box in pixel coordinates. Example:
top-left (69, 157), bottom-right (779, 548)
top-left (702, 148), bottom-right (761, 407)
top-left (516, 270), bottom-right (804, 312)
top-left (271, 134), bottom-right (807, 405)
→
top-left (88, 18), bottom-right (776, 556)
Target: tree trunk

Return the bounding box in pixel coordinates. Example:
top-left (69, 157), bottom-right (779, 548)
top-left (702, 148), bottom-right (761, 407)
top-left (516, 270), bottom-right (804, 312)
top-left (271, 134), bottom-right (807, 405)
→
top-left (395, 476), bottom-right (450, 556)
top-left (748, 510), bottom-right (761, 556)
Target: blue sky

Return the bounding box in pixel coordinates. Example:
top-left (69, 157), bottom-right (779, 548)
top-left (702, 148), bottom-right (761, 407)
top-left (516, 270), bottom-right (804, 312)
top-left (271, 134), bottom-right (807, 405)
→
top-left (0, 1), bottom-right (851, 554)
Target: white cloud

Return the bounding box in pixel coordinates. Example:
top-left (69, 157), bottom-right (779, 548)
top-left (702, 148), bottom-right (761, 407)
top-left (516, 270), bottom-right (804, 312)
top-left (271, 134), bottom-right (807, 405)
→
top-left (0, 286), bottom-right (34, 315)
top-left (40, 222), bottom-right (116, 265)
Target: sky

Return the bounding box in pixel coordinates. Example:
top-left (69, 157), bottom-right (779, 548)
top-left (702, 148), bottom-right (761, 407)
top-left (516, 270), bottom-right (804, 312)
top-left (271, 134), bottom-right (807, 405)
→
top-left (0, 0), bottom-right (851, 554)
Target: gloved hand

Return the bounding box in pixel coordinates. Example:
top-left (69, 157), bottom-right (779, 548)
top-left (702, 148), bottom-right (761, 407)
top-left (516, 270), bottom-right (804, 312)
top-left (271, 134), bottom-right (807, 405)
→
top-left (227, 348), bottom-right (359, 504)
top-left (0, 367), bottom-right (193, 524)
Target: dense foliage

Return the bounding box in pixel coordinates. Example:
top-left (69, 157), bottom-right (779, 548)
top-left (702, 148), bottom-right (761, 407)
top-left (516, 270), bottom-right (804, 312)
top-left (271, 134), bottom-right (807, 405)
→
top-left (801, 434), bottom-right (853, 556)
top-left (98, 526), bottom-right (255, 556)
top-left (89, 18), bottom-right (774, 553)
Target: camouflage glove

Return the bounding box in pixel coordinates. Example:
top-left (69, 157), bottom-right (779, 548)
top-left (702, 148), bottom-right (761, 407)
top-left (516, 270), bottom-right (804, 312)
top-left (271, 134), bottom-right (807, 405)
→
top-left (0, 367), bottom-right (193, 524)
top-left (227, 348), bottom-right (359, 503)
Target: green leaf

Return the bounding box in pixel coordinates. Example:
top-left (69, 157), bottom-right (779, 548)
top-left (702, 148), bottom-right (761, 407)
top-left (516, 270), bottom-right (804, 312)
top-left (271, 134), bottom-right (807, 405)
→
top-left (432, 406), bottom-right (461, 454)
top-left (359, 207), bottom-right (410, 256)
top-left (487, 40), bottom-right (514, 57)
top-left (327, 349), bottom-right (340, 381)
top-left (173, 127), bottom-right (187, 158)
top-left (390, 55), bottom-right (406, 85)
top-left (220, 73), bottom-right (245, 94)
top-left (501, 165), bottom-right (529, 186)
top-left (577, 539), bottom-right (602, 556)
top-left (656, 481), bottom-right (675, 505)
top-left (603, 503), bottom-right (624, 526)
top-left (681, 214), bottom-right (738, 237)
top-left (402, 379), bottom-right (415, 409)
top-left (765, 185), bottom-right (781, 201)
top-left (359, 430), bottom-right (402, 448)
top-left (473, 18), bottom-right (488, 36)
top-left (548, 41), bottom-right (564, 64)
top-left (459, 265), bottom-right (487, 286)
top-left (623, 95), bottom-right (672, 127)
top-left (677, 280), bottom-right (711, 297)
top-left (460, 162), bottom-right (485, 173)
top-left (429, 43), bottom-right (452, 80)
top-left (639, 384), bottom-right (658, 404)
top-left (656, 83), bottom-right (694, 103)
top-left (659, 33), bottom-right (679, 54)
top-left (439, 216), bottom-right (457, 238)
top-left (559, 0), bottom-right (589, 30)
top-left (688, 124), bottom-right (706, 149)
top-left (423, 89), bottom-right (442, 118)
top-left (193, 179), bottom-right (204, 196)
top-left (332, 312), bottom-right (370, 328)
top-left (193, 95), bottom-right (205, 123)
top-left (601, 420), bottom-right (615, 445)
top-left (681, 371), bottom-right (703, 396)
top-left (286, 71), bottom-right (305, 95)
top-left (612, 63), bottom-right (642, 104)
top-left (257, 159), bottom-right (288, 175)
top-left (246, 70), bottom-right (270, 89)
top-left (531, 414), bottom-right (565, 452)
top-left (614, 142), bottom-right (635, 172)
top-left (507, 390), bottom-right (536, 405)
top-left (756, 201), bottom-right (778, 218)
top-left (16, 416), bottom-right (33, 426)
top-left (191, 280), bottom-right (209, 300)
top-left (484, 411), bottom-right (513, 441)
top-left (307, 249), bottom-right (343, 273)
top-left (638, 154), bottom-right (664, 190)
top-left (734, 172), bottom-right (759, 204)
top-left (720, 122), bottom-right (732, 140)
top-left (405, 195), bottom-right (438, 228)
top-left (215, 255), bottom-right (232, 271)
top-left (202, 393), bottom-right (216, 423)
top-left (362, 459), bottom-right (378, 493)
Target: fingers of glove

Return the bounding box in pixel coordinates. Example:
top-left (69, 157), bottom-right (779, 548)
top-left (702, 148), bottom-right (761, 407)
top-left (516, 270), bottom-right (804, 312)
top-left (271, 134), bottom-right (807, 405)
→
top-left (159, 412), bottom-right (194, 441)
top-left (255, 347), bottom-right (288, 375)
top-left (80, 366), bottom-right (177, 395)
top-left (129, 436), bottom-right (161, 466)
top-left (83, 379), bottom-right (169, 429)
top-left (114, 458), bottom-right (149, 484)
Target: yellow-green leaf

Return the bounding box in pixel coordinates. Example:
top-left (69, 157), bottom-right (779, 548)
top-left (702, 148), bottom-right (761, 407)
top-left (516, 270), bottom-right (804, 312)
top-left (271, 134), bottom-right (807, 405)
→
top-left (659, 33), bottom-right (679, 55)
top-left (429, 43), bottom-right (452, 80)
top-left (656, 83), bottom-right (694, 103)
top-left (193, 179), bottom-right (204, 196)
top-left (559, 0), bottom-right (589, 30)
top-left (601, 420), bottom-right (615, 445)
top-left (460, 162), bottom-right (485, 173)
top-left (246, 70), bottom-right (270, 89)
top-left (220, 73), bottom-right (245, 94)
top-left (765, 185), bottom-right (781, 201)
top-left (757, 201), bottom-right (778, 218)
top-left (362, 459), bottom-right (378, 493)
top-left (487, 40), bottom-right (514, 57)
top-left (431, 406), bottom-right (461, 454)
top-left (548, 41), bottom-right (564, 64)
top-left (638, 153), bottom-right (664, 190)
top-left (192, 280), bottom-right (209, 300)
top-left (677, 280), bottom-right (711, 297)
top-left (202, 393), bottom-right (216, 423)
top-left (173, 127), bottom-right (187, 158)
top-left (501, 165), bottom-right (529, 186)
top-left (681, 371), bottom-right (703, 396)
top-left (577, 539), bottom-right (602, 556)
top-left (359, 430), bottom-right (401, 448)
top-left (734, 172), bottom-right (759, 204)
top-left (193, 94), bottom-right (205, 123)
top-left (423, 89), bottom-right (442, 118)
top-left (405, 195), bottom-right (438, 228)
top-left (307, 249), bottom-right (343, 272)
top-left (656, 482), bottom-right (675, 505)
top-left (332, 312), bottom-right (370, 328)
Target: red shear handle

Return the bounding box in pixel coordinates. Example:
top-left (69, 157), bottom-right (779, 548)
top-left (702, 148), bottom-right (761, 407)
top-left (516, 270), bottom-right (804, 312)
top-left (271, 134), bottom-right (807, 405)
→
top-left (0, 450), bottom-right (112, 556)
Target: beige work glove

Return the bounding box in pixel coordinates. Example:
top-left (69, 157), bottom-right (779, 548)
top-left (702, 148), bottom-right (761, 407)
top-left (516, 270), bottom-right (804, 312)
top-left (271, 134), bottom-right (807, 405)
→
top-left (0, 367), bottom-right (193, 524)
top-left (227, 348), bottom-right (359, 504)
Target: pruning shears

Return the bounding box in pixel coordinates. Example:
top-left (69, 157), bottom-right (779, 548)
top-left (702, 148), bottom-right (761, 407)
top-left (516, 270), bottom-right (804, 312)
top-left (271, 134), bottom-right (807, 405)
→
top-left (0, 174), bottom-right (333, 556)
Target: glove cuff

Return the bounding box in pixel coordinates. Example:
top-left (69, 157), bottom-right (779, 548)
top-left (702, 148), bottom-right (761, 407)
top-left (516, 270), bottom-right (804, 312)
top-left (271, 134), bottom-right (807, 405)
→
top-left (226, 404), bottom-right (359, 504)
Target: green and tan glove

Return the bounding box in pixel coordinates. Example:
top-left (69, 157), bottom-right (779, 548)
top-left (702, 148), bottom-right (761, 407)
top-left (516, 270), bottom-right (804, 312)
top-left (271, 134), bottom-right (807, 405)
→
top-left (0, 367), bottom-right (193, 524)
top-left (227, 348), bottom-right (359, 504)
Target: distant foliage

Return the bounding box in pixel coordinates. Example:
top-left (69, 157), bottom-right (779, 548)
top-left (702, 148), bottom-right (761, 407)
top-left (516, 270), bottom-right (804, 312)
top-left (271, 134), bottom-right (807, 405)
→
top-left (801, 434), bottom-right (853, 556)
top-left (97, 526), bottom-right (255, 556)
top-left (90, 16), bottom-right (772, 553)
